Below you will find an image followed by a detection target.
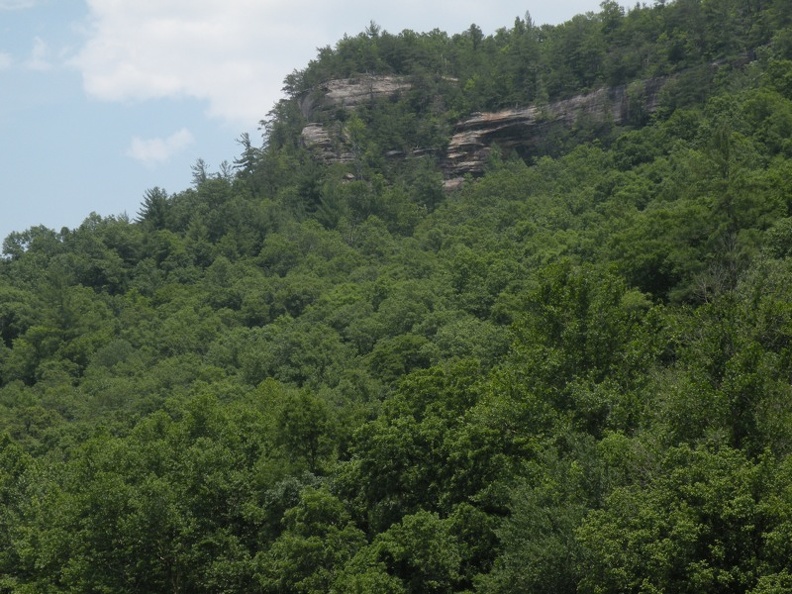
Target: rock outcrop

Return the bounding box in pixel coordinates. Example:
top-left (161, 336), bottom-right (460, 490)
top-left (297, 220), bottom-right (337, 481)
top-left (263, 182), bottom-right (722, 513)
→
top-left (443, 78), bottom-right (665, 183)
top-left (300, 123), bottom-right (354, 164)
top-left (298, 76), bottom-right (413, 118)
top-left (299, 74), bottom-right (666, 186)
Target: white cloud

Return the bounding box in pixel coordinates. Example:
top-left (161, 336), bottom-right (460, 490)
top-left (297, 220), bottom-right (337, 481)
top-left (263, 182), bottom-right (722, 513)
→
top-left (126, 128), bottom-right (195, 166)
top-left (72, 0), bottom-right (316, 127)
top-left (23, 37), bottom-right (51, 71)
top-left (0, 53), bottom-right (12, 70)
top-left (71, 1), bottom-right (623, 128)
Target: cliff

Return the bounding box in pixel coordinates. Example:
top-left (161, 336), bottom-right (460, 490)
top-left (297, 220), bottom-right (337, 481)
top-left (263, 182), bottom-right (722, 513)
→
top-left (443, 78), bottom-right (666, 182)
top-left (299, 75), bottom-right (666, 187)
top-left (298, 76), bottom-right (414, 118)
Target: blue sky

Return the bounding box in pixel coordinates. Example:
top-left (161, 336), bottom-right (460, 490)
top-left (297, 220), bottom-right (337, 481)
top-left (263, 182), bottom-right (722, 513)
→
top-left (0, 0), bottom-right (629, 244)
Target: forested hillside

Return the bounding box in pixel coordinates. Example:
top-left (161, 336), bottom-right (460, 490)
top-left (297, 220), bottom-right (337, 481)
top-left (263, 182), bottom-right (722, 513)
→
top-left (4, 1), bottom-right (792, 592)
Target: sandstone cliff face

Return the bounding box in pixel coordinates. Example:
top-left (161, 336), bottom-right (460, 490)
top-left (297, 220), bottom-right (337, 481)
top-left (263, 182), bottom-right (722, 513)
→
top-left (298, 76), bottom-right (413, 118)
top-left (299, 75), bottom-right (665, 186)
top-left (300, 123), bottom-right (354, 165)
top-left (443, 79), bottom-right (664, 183)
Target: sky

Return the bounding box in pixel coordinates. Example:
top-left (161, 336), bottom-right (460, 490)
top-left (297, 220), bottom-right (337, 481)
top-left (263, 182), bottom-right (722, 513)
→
top-left (0, 0), bottom-right (631, 244)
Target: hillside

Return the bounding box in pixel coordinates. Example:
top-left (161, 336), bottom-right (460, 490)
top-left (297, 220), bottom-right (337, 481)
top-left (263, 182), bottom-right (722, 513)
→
top-left (3, 1), bottom-right (792, 592)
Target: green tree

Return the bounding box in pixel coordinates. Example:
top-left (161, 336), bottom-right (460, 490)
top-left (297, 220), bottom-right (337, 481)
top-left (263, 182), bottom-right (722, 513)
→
top-left (578, 445), bottom-right (763, 594)
top-left (257, 487), bottom-right (366, 593)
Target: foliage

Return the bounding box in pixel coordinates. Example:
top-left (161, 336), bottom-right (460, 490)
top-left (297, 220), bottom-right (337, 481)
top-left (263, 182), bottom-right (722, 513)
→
top-left (3, 1), bottom-right (792, 591)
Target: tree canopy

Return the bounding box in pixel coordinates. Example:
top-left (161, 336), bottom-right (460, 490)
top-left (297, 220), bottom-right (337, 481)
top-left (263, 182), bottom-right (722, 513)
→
top-left (4, 1), bottom-right (792, 591)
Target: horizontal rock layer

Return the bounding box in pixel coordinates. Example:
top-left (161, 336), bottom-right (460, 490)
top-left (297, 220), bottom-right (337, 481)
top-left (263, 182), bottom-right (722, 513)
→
top-left (299, 75), bottom-right (666, 185)
top-left (299, 76), bottom-right (413, 118)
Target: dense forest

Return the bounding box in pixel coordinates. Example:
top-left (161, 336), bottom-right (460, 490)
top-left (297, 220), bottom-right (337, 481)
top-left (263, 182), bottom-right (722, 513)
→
top-left (4, 0), bottom-right (792, 591)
